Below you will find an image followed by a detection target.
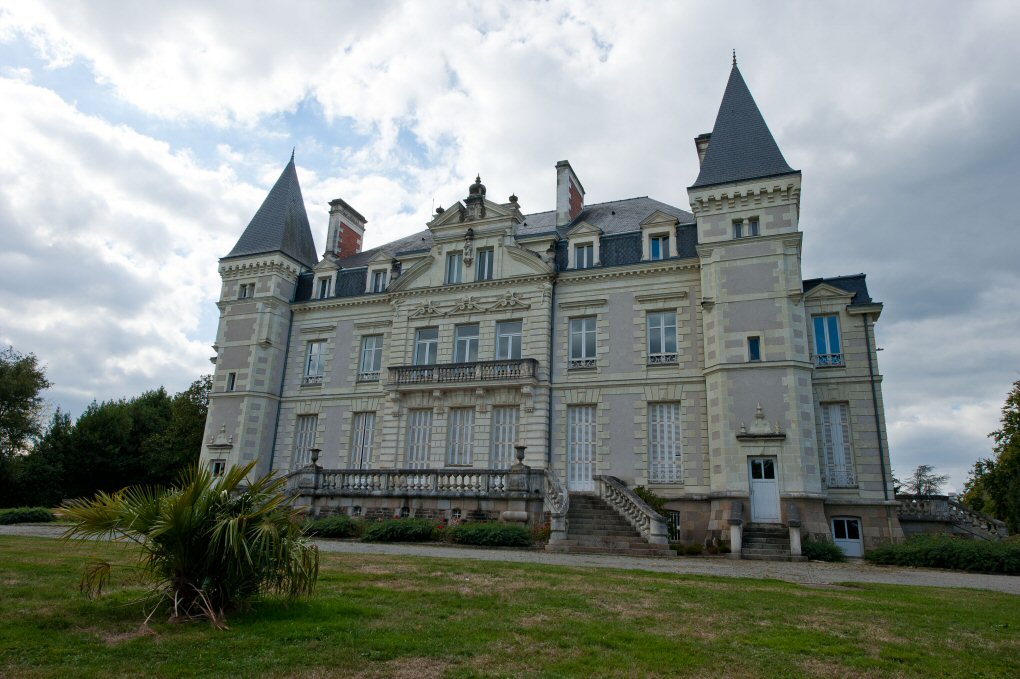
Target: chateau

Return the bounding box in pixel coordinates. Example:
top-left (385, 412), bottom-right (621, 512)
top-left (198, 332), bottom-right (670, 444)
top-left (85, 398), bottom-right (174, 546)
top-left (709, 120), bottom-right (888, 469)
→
top-left (200, 62), bottom-right (903, 557)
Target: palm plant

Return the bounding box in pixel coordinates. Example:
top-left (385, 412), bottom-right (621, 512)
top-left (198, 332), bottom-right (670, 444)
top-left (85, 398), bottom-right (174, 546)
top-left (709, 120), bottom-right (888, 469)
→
top-left (58, 462), bottom-right (318, 626)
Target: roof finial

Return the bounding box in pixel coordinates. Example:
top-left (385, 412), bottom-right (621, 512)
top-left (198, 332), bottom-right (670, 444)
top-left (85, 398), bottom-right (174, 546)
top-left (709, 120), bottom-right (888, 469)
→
top-left (290, 147), bottom-right (295, 163)
top-left (732, 49), bottom-right (737, 67)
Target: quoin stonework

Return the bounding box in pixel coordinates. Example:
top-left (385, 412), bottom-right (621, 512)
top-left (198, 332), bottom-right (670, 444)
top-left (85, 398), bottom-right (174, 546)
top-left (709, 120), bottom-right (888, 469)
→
top-left (201, 62), bottom-right (903, 559)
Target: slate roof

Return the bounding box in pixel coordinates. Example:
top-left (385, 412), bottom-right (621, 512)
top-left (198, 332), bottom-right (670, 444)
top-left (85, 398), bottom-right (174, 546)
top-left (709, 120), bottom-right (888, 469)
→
top-left (223, 158), bottom-right (319, 268)
top-left (803, 274), bottom-right (875, 306)
top-left (691, 65), bottom-right (797, 189)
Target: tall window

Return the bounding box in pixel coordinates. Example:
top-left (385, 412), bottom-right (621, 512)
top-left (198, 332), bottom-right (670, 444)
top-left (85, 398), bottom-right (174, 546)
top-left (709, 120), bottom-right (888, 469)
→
top-left (210, 459), bottom-right (226, 477)
top-left (476, 248), bottom-right (494, 281)
top-left (406, 409), bottom-right (433, 469)
top-left (226, 372), bottom-right (237, 391)
top-left (414, 328), bottom-right (438, 365)
top-left (358, 335), bottom-right (383, 381)
top-left (446, 407), bottom-right (475, 466)
top-left (648, 403), bottom-right (682, 483)
top-left (446, 252), bottom-right (463, 284)
top-left (821, 403), bottom-right (856, 487)
top-left (371, 270), bottom-right (387, 293)
top-left (574, 243), bottom-right (594, 269)
top-left (496, 320), bottom-right (523, 360)
top-left (813, 315), bottom-right (843, 367)
top-left (569, 317), bottom-right (597, 368)
top-left (317, 278), bottom-right (331, 299)
top-left (238, 282), bottom-right (255, 299)
top-left (748, 217), bottom-right (760, 236)
top-left (567, 405), bottom-right (597, 491)
top-left (292, 414), bottom-right (317, 468)
top-left (350, 412), bottom-right (375, 469)
top-left (490, 406), bottom-right (519, 468)
top-left (647, 312), bottom-right (678, 364)
top-left (650, 234), bottom-right (669, 260)
top-left (733, 221), bottom-right (743, 239)
top-left (304, 340), bottom-right (325, 382)
top-left (454, 324), bottom-right (479, 363)
top-left (747, 336), bottom-right (761, 362)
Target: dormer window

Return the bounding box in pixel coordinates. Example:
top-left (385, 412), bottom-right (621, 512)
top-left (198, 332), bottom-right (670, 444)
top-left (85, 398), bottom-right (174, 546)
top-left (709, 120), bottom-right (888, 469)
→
top-left (446, 252), bottom-right (463, 284)
top-left (316, 277), bottom-right (331, 299)
top-left (575, 243), bottom-right (594, 269)
top-left (371, 270), bottom-right (387, 293)
top-left (649, 235), bottom-right (669, 261)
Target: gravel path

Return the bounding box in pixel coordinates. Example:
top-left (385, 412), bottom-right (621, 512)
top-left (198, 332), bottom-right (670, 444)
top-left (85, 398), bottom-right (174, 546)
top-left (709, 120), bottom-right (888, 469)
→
top-left (4, 524), bottom-right (1017, 595)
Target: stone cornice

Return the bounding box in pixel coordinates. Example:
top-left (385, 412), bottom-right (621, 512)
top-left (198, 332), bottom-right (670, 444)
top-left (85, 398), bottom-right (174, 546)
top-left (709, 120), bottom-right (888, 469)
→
top-left (635, 290), bottom-right (689, 304)
top-left (557, 259), bottom-right (699, 284)
top-left (219, 254), bottom-right (305, 279)
top-left (687, 176), bottom-right (802, 216)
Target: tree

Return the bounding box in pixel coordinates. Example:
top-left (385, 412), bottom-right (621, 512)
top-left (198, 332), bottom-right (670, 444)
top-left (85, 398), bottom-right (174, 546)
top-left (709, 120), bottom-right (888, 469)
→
top-left (962, 378), bottom-right (1020, 532)
top-left (0, 346), bottom-right (51, 495)
top-left (902, 464), bottom-right (949, 496)
top-left (59, 462), bottom-right (319, 626)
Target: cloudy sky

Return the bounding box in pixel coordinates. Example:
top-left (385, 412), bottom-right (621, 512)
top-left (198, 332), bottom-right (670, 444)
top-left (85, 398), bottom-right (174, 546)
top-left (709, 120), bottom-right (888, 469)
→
top-left (1, 1), bottom-right (1018, 490)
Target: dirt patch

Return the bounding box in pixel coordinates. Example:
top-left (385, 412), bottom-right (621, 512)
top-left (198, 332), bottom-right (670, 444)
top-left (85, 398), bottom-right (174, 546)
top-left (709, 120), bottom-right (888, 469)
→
top-left (352, 657), bottom-right (452, 679)
top-left (100, 624), bottom-right (158, 645)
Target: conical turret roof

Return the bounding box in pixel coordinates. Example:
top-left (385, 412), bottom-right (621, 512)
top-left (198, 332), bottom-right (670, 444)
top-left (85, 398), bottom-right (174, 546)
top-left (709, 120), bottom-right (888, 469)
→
top-left (691, 64), bottom-right (797, 189)
top-left (224, 156), bottom-right (318, 268)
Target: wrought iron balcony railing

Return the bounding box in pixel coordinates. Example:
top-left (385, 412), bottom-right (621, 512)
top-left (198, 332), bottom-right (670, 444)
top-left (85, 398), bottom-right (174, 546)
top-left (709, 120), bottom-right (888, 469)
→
top-left (815, 353), bottom-right (844, 368)
top-left (389, 358), bottom-right (538, 387)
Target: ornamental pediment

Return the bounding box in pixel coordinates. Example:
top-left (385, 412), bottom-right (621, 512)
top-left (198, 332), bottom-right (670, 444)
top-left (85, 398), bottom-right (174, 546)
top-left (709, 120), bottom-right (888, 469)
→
top-left (803, 283), bottom-right (854, 301)
top-left (566, 220), bottom-right (601, 237)
top-left (639, 210), bottom-right (680, 227)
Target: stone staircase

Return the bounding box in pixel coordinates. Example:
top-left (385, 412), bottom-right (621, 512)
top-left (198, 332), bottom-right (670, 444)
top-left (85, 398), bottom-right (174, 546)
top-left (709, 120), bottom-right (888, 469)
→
top-left (741, 523), bottom-right (801, 561)
top-left (556, 493), bottom-right (673, 557)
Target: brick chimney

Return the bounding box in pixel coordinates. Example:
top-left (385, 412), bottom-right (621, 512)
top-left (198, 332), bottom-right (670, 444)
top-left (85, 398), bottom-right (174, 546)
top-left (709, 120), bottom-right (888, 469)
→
top-left (327, 198), bottom-right (367, 259)
top-left (555, 160), bottom-right (585, 228)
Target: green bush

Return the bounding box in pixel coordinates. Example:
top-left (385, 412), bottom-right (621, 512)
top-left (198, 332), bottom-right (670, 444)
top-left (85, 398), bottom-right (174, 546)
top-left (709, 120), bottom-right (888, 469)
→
top-left (0, 507), bottom-right (55, 524)
top-left (632, 486), bottom-right (667, 515)
top-left (447, 522), bottom-right (532, 547)
top-left (361, 519), bottom-right (438, 543)
top-left (802, 536), bottom-right (846, 562)
top-left (865, 534), bottom-right (1020, 574)
top-left (303, 515), bottom-right (364, 539)
top-left (683, 543), bottom-right (704, 556)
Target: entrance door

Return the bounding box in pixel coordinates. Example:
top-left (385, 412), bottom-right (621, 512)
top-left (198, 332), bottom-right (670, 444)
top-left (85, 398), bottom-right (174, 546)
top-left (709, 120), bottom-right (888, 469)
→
top-left (749, 457), bottom-right (781, 523)
top-left (831, 517), bottom-right (863, 557)
top-left (568, 405), bottom-right (596, 491)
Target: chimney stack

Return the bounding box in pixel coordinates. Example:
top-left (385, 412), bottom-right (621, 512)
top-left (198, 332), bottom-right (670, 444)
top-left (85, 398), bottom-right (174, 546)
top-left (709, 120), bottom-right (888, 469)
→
top-left (327, 198), bottom-right (367, 259)
top-left (694, 133), bottom-right (712, 167)
top-left (555, 160), bottom-right (585, 227)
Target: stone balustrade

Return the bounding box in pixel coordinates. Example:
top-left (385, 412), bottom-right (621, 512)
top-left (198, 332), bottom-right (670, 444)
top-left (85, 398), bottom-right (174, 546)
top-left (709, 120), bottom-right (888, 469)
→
top-left (897, 494), bottom-right (1009, 540)
top-left (388, 358), bottom-right (538, 387)
top-left (594, 475), bottom-right (669, 545)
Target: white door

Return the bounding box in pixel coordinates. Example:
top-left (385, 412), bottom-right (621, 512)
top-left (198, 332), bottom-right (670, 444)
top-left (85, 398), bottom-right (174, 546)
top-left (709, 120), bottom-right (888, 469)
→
top-left (832, 517), bottom-right (863, 557)
top-left (749, 457), bottom-right (781, 523)
top-left (568, 405), bottom-right (596, 491)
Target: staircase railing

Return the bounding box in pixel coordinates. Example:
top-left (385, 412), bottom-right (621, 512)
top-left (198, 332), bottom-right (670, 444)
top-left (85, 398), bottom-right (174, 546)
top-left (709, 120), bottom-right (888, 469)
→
top-left (897, 494), bottom-right (1009, 540)
top-left (593, 475), bottom-right (669, 545)
top-left (544, 467), bottom-right (570, 544)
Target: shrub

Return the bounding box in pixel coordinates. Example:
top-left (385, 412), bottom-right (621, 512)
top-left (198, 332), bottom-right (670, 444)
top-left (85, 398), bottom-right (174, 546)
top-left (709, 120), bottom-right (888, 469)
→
top-left (802, 536), bottom-right (846, 562)
top-left (361, 518), bottom-right (438, 543)
top-left (683, 543), bottom-right (704, 556)
top-left (303, 515), bottom-right (363, 539)
top-left (632, 486), bottom-right (667, 515)
top-left (532, 522), bottom-right (551, 544)
top-left (0, 507), bottom-right (55, 524)
top-left (58, 463), bottom-right (318, 626)
top-left (865, 534), bottom-right (1020, 574)
top-left (447, 522), bottom-right (532, 547)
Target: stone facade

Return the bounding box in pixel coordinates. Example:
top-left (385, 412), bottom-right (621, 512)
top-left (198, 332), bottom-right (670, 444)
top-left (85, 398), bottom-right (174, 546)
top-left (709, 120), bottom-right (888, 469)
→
top-left (201, 63), bottom-right (903, 551)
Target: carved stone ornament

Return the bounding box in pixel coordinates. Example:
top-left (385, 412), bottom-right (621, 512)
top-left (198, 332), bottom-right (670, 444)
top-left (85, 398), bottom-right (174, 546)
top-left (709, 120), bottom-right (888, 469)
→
top-left (449, 296), bottom-right (483, 314)
top-left (410, 300), bottom-right (442, 318)
top-left (490, 291), bottom-right (530, 311)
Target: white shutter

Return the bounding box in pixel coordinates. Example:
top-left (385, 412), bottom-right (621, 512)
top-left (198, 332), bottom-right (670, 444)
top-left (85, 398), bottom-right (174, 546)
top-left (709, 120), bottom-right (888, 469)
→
top-left (821, 403), bottom-right (855, 487)
top-left (568, 405), bottom-right (596, 491)
top-left (490, 406), bottom-right (519, 468)
top-left (292, 415), bottom-right (318, 468)
top-left (446, 408), bottom-right (474, 466)
top-left (649, 403), bottom-right (682, 483)
top-left (406, 409), bottom-right (433, 469)
top-left (350, 412), bottom-right (375, 469)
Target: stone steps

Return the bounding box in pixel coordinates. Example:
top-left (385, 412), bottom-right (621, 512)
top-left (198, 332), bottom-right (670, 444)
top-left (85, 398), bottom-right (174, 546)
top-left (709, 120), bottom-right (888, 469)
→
top-left (558, 493), bottom-right (671, 557)
top-left (741, 523), bottom-right (794, 562)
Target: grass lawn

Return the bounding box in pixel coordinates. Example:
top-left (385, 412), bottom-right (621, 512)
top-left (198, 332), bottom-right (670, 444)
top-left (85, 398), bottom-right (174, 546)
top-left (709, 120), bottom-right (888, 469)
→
top-left (1, 536), bottom-right (1018, 678)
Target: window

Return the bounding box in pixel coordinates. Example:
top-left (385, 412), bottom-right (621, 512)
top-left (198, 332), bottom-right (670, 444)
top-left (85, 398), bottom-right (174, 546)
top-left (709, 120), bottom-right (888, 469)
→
top-left (574, 243), bottom-right (594, 269)
top-left (226, 372), bottom-right (237, 391)
top-left (446, 252), bottom-right (463, 284)
top-left (292, 414), bottom-right (317, 468)
top-left (831, 517), bottom-right (863, 557)
top-left (454, 324), bottom-right (479, 363)
top-left (304, 340), bottom-right (325, 382)
top-left (734, 218), bottom-right (759, 239)
top-left (813, 315), bottom-right (844, 367)
top-left (569, 317), bottom-right (597, 368)
top-left (496, 321), bottom-right (523, 360)
top-left (446, 407), bottom-right (475, 466)
top-left (647, 312), bottom-right (678, 364)
top-left (210, 459), bottom-right (226, 477)
top-left (748, 218), bottom-right (760, 237)
top-left (358, 335), bottom-right (383, 381)
top-left (649, 403), bottom-right (682, 483)
top-left (317, 277), bottom-right (331, 299)
top-left (405, 409), bottom-right (433, 469)
top-left (821, 403), bottom-right (856, 487)
top-left (747, 336), bottom-right (761, 362)
top-left (476, 248), bottom-right (494, 281)
top-left (567, 405), bottom-right (597, 491)
top-left (733, 221), bottom-right (743, 239)
top-left (414, 328), bottom-right (438, 365)
top-left (490, 406), bottom-right (519, 468)
top-left (238, 282), bottom-right (255, 299)
top-left (649, 234), bottom-right (669, 260)
top-left (350, 412), bottom-right (376, 469)
top-left (371, 270), bottom-right (387, 293)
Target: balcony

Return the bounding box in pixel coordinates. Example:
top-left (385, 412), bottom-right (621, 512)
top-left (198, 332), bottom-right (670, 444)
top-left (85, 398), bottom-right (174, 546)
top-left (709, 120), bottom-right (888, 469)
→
top-left (388, 358), bottom-right (539, 390)
top-left (815, 353), bottom-right (844, 368)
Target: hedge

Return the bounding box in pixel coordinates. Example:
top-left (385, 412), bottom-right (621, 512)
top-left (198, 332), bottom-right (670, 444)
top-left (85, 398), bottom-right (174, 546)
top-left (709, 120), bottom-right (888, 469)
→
top-left (0, 507), bottom-right (55, 525)
top-left (447, 522), bottom-right (532, 547)
top-left (865, 534), bottom-right (1020, 574)
top-left (303, 515), bottom-right (364, 539)
top-left (361, 519), bottom-right (438, 543)
top-left (802, 536), bottom-right (846, 562)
